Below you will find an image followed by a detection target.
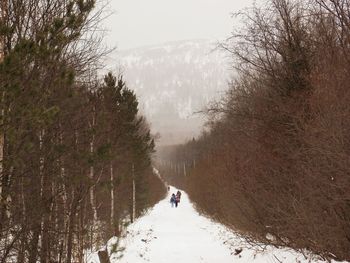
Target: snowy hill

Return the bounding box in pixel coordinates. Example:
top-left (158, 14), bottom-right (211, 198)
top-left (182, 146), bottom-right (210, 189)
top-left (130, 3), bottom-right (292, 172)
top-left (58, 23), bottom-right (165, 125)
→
top-left (116, 39), bottom-right (231, 145)
top-left (88, 187), bottom-right (345, 263)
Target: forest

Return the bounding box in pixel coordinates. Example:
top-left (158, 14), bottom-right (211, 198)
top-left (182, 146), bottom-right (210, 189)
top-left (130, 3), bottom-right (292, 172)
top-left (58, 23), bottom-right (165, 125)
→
top-left (2, 0), bottom-right (350, 262)
top-left (0, 1), bottom-right (165, 263)
top-left (158, 0), bottom-right (350, 261)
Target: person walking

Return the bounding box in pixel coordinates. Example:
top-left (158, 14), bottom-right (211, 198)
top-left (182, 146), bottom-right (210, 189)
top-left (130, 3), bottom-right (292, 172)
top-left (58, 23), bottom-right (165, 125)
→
top-left (176, 190), bottom-right (182, 200)
top-left (170, 193), bottom-right (176, 208)
top-left (175, 194), bottom-right (180, 207)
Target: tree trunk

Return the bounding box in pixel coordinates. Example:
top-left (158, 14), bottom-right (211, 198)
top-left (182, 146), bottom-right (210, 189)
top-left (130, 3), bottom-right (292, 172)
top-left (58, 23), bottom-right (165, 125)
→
top-left (0, 0), bottom-right (7, 227)
top-left (39, 129), bottom-right (50, 263)
top-left (58, 240), bottom-right (64, 263)
top-left (132, 163), bottom-right (136, 223)
top-left (89, 110), bottom-right (98, 225)
top-left (59, 125), bottom-right (68, 263)
top-left (41, 214), bottom-right (49, 263)
top-left (77, 199), bottom-right (85, 263)
top-left (110, 162), bottom-right (115, 234)
top-left (17, 236), bottom-right (26, 263)
top-left (66, 192), bottom-right (78, 263)
top-left (28, 224), bottom-right (40, 263)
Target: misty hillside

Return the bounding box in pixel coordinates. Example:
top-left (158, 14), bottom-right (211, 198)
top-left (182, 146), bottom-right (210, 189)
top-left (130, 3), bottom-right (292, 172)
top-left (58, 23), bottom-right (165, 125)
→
top-left (117, 39), bottom-right (231, 145)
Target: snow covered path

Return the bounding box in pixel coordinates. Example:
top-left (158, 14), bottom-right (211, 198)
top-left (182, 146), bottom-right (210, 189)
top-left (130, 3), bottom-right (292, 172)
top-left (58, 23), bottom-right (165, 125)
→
top-left (114, 187), bottom-right (234, 263)
top-left (100, 187), bottom-right (343, 263)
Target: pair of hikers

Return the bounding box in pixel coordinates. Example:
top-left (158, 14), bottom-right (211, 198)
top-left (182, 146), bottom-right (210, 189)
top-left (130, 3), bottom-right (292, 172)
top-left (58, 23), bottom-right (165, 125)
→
top-left (170, 191), bottom-right (182, 208)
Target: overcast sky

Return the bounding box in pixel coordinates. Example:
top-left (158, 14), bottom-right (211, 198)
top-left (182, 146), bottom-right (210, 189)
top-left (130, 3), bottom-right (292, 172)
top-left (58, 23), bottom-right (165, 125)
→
top-left (102, 0), bottom-right (253, 50)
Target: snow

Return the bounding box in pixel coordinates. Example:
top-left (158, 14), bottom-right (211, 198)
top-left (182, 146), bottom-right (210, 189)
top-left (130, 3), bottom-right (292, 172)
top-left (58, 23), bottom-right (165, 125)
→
top-left (89, 187), bottom-right (348, 263)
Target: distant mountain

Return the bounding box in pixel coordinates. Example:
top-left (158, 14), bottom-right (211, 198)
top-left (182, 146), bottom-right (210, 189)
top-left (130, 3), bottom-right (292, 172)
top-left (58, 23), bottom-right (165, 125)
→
top-left (116, 39), bottom-right (231, 145)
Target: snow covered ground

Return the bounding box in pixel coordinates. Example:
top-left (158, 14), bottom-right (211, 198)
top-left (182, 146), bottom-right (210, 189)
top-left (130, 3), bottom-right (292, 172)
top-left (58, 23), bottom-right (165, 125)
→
top-left (88, 187), bottom-right (348, 263)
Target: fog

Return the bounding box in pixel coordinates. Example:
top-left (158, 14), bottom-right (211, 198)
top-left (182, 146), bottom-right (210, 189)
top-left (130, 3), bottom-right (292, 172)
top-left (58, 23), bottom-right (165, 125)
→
top-left (102, 0), bottom-right (253, 145)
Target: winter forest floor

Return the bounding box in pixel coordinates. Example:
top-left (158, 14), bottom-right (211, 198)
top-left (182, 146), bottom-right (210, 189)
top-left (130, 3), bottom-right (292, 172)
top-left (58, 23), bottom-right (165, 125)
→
top-left (88, 187), bottom-right (348, 263)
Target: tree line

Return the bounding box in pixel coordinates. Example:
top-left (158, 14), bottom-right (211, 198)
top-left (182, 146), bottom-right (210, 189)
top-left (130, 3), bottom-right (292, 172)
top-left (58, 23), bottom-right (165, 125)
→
top-left (0, 1), bottom-right (165, 263)
top-left (158, 0), bottom-right (350, 261)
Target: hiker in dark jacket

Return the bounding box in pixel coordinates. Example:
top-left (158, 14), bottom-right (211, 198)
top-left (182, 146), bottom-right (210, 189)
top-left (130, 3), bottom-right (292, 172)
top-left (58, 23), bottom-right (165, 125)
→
top-left (170, 193), bottom-right (176, 207)
top-left (176, 191), bottom-right (182, 206)
top-left (175, 194), bottom-right (180, 207)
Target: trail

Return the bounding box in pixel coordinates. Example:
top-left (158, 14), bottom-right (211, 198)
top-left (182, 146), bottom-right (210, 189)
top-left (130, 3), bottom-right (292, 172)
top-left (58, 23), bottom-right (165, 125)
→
top-left (90, 187), bottom-right (344, 263)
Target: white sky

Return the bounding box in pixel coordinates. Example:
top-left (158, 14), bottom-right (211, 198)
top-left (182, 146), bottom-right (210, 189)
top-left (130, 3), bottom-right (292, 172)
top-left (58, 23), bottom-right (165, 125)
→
top-left (102, 0), bottom-right (253, 50)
